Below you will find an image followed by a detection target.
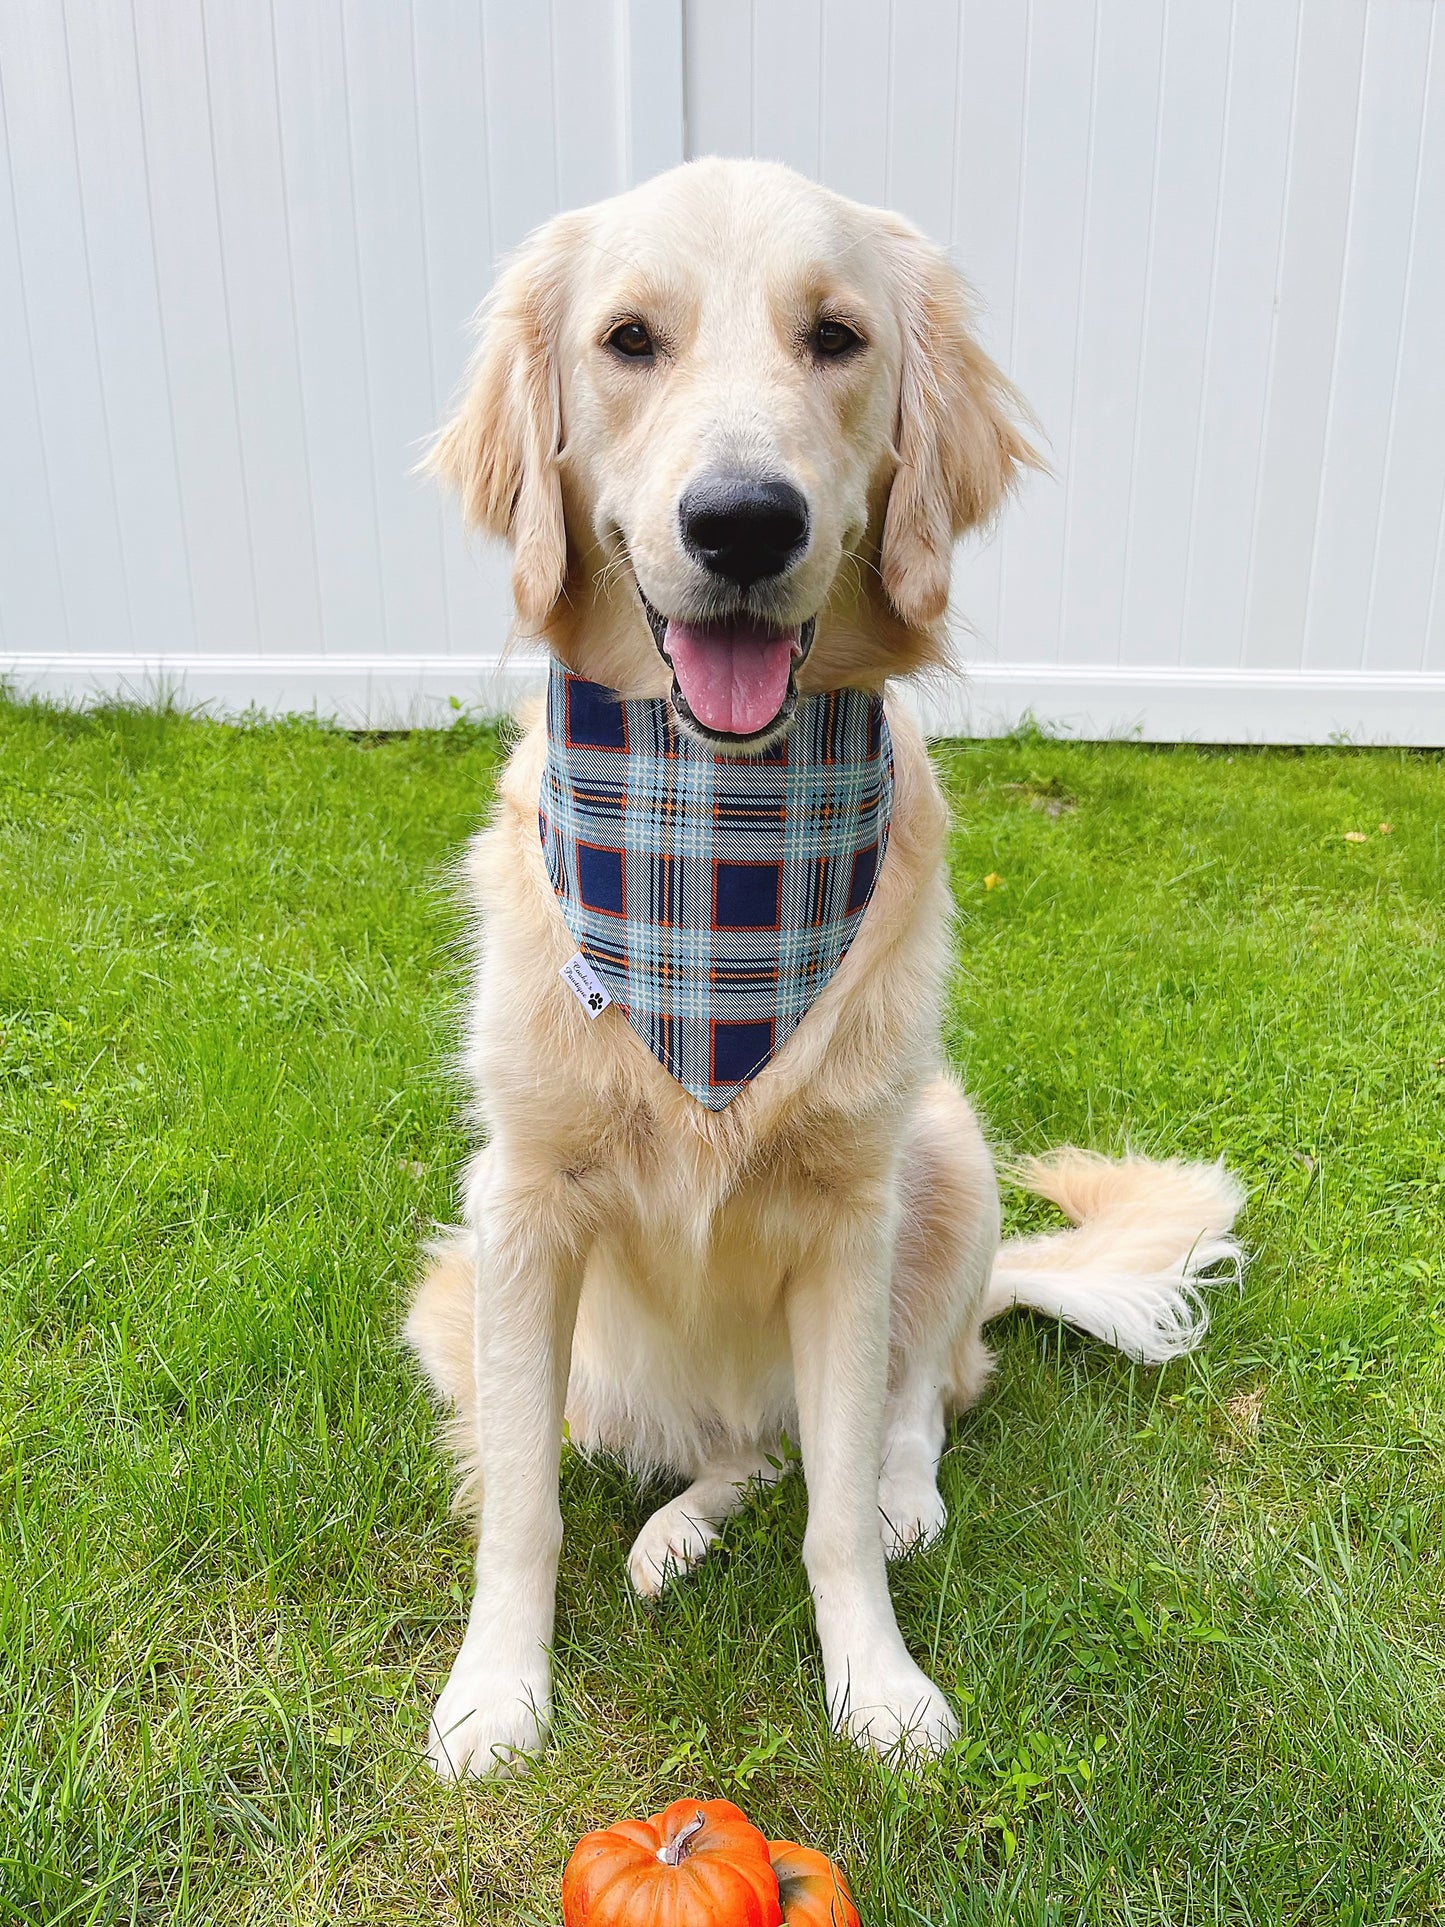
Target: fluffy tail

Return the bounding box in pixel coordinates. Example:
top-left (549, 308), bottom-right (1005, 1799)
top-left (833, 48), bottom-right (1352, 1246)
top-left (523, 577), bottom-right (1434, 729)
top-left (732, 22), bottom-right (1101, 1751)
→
top-left (983, 1149), bottom-right (1245, 1364)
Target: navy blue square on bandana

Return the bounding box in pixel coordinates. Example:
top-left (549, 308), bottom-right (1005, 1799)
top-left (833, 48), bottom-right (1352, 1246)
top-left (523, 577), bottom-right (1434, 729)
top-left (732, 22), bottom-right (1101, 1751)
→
top-left (711, 1017), bottom-right (774, 1086)
top-left (566, 677), bottom-right (629, 751)
top-left (577, 841), bottom-right (626, 916)
top-left (846, 841), bottom-right (880, 915)
top-left (713, 860), bottom-right (782, 930)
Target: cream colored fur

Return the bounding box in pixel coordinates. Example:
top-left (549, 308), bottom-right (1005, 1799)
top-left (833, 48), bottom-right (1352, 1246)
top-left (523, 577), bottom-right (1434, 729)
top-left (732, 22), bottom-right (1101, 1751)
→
top-left (406, 160), bottom-right (1243, 1780)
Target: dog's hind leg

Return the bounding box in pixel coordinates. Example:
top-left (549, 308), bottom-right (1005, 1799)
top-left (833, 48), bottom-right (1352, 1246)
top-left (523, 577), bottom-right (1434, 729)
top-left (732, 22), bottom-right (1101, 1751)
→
top-left (878, 1369), bottom-right (950, 1556)
top-left (406, 1224), bottom-right (484, 1515)
top-left (880, 1076), bottom-right (1001, 1557)
top-left (627, 1448), bottom-right (782, 1597)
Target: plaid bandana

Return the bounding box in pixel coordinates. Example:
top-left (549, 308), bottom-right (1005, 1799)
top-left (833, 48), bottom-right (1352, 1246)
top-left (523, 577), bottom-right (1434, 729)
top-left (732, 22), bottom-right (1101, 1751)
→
top-left (540, 664), bottom-right (894, 1109)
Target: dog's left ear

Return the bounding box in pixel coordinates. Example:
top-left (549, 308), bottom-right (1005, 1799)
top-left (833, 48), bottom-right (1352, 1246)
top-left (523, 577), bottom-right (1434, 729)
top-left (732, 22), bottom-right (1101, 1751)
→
top-left (879, 221), bottom-right (1043, 627)
top-left (427, 218), bottom-right (574, 633)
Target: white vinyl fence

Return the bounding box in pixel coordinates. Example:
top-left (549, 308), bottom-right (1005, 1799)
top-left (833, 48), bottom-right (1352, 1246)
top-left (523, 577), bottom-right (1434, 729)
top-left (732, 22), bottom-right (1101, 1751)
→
top-left (3, 0), bottom-right (1444, 743)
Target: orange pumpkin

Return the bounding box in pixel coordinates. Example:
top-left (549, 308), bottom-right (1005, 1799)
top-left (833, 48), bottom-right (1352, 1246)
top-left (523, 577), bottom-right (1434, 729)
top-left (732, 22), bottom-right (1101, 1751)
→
top-left (767, 1841), bottom-right (862, 1927)
top-left (563, 1798), bottom-right (784, 1926)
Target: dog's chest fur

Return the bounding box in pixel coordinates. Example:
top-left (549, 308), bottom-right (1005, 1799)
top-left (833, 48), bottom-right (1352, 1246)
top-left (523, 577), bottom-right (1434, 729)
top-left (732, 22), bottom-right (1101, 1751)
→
top-left (458, 698), bottom-right (954, 1263)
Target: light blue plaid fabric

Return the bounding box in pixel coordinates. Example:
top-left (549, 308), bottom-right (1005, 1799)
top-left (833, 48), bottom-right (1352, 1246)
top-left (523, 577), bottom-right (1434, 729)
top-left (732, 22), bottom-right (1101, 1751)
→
top-left (540, 663), bottom-right (893, 1109)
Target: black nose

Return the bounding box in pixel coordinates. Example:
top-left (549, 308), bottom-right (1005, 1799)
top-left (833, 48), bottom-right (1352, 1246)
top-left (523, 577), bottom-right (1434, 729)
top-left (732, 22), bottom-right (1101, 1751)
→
top-left (678, 474), bottom-right (810, 589)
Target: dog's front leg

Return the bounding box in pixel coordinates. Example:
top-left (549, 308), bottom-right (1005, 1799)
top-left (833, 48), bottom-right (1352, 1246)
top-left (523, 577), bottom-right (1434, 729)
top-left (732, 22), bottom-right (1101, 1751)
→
top-left (426, 1154), bottom-right (587, 1779)
top-left (787, 1203), bottom-right (960, 1759)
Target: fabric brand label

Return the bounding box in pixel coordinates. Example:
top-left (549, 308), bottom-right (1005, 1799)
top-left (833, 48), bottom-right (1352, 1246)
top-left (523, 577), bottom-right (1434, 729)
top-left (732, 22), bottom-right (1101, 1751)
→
top-left (559, 951), bottom-right (612, 1018)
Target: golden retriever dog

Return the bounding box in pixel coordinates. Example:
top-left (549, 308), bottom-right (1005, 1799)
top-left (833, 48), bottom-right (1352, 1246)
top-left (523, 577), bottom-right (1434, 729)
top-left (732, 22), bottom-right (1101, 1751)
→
top-left (406, 159), bottom-right (1243, 1779)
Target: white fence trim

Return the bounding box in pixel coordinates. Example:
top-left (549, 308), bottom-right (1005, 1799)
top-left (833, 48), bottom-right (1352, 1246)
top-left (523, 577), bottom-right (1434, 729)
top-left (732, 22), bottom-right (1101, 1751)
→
top-left (9, 653), bottom-right (1443, 746)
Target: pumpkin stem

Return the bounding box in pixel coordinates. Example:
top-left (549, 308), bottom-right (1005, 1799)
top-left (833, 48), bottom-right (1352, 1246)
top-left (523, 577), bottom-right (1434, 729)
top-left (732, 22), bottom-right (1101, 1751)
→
top-left (656, 1809), bottom-right (708, 1867)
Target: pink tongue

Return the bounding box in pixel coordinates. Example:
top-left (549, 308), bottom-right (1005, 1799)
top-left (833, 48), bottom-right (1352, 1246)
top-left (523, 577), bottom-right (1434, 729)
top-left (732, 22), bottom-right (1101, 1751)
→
top-left (664, 620), bottom-right (797, 735)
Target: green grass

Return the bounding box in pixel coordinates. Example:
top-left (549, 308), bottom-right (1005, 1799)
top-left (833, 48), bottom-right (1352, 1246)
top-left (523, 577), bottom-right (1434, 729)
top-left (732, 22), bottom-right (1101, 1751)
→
top-left (2, 697), bottom-right (1443, 1925)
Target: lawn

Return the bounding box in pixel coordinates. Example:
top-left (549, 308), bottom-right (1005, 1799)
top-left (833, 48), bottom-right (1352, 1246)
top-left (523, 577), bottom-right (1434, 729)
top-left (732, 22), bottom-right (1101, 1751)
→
top-left (2, 696), bottom-right (1442, 1926)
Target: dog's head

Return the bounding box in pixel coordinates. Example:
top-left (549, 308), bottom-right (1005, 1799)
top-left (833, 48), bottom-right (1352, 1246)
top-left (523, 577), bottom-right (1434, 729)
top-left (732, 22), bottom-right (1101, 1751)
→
top-left (431, 159), bottom-right (1039, 750)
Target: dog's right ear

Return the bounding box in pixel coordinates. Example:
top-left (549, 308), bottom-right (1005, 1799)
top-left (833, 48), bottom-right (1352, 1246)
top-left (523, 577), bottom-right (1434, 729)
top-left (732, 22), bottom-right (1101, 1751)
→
top-left (427, 221), bottom-right (573, 632)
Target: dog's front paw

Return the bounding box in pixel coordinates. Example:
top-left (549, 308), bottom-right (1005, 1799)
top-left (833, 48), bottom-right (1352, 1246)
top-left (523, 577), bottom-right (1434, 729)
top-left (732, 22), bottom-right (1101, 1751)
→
top-left (627, 1499), bottom-right (719, 1597)
top-left (425, 1650), bottom-right (549, 1780)
top-left (831, 1654), bottom-right (959, 1760)
top-left (877, 1468), bottom-right (947, 1558)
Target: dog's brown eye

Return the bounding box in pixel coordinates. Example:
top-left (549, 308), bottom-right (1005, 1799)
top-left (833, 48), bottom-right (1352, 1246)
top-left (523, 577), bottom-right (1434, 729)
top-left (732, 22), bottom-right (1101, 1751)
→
top-left (812, 318), bottom-right (862, 359)
top-left (607, 320), bottom-right (655, 360)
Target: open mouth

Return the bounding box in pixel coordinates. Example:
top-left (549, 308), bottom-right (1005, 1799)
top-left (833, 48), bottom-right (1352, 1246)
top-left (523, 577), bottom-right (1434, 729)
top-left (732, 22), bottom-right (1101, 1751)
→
top-left (637, 589), bottom-right (816, 746)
